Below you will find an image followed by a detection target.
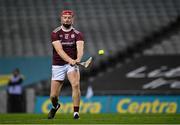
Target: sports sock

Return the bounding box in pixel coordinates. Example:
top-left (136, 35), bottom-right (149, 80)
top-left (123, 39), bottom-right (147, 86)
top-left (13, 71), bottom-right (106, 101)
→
top-left (51, 96), bottom-right (58, 109)
top-left (74, 106), bottom-right (79, 112)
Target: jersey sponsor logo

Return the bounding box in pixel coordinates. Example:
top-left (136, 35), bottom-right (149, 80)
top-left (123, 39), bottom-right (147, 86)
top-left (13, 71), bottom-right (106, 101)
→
top-left (61, 41), bottom-right (75, 46)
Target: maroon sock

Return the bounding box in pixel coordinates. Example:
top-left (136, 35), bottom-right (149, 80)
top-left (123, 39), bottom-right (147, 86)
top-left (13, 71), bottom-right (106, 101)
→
top-left (74, 106), bottom-right (79, 112)
top-left (51, 96), bottom-right (58, 109)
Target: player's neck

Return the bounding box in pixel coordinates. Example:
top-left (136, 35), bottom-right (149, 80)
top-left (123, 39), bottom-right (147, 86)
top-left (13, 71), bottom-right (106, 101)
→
top-left (61, 25), bottom-right (73, 32)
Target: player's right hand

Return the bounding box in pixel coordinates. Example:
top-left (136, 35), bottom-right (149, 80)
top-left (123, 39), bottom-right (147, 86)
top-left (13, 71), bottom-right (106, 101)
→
top-left (69, 59), bottom-right (76, 66)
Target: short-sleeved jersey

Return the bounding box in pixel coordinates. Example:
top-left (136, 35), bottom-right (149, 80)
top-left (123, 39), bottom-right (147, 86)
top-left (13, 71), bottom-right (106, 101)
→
top-left (51, 26), bottom-right (84, 65)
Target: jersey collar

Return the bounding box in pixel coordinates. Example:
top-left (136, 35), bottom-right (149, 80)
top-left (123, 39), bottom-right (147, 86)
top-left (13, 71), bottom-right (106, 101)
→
top-left (61, 26), bottom-right (73, 32)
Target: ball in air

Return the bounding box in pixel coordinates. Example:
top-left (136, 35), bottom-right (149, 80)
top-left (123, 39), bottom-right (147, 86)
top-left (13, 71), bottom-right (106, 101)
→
top-left (98, 49), bottom-right (104, 55)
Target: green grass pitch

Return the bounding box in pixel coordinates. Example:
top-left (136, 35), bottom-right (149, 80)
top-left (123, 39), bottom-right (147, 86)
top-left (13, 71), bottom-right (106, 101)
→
top-left (0, 113), bottom-right (179, 124)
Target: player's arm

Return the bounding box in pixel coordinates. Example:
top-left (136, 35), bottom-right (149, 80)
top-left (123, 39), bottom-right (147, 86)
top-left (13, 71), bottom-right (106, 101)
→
top-left (52, 40), bottom-right (75, 64)
top-left (76, 40), bottom-right (84, 63)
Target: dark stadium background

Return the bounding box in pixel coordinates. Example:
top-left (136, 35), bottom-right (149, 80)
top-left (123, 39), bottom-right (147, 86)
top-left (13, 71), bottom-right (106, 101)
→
top-left (0, 0), bottom-right (180, 119)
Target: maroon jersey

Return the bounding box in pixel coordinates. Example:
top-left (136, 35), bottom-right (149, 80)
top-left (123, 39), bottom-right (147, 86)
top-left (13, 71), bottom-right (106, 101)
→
top-left (51, 26), bottom-right (84, 65)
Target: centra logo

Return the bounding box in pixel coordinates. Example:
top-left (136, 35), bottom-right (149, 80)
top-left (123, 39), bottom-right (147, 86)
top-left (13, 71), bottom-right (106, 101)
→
top-left (0, 74), bottom-right (11, 86)
top-left (42, 99), bottom-right (101, 113)
top-left (117, 98), bottom-right (177, 114)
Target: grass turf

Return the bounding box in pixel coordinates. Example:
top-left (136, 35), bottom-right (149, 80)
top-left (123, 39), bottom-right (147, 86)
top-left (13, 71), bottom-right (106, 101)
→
top-left (0, 113), bottom-right (179, 124)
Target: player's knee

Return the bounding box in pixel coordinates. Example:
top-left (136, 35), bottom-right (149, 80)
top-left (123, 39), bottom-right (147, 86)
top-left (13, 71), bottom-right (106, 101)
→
top-left (72, 82), bottom-right (80, 89)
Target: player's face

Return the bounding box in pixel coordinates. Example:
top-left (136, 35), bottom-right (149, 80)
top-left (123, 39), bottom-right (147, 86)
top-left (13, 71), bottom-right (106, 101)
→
top-left (61, 14), bottom-right (74, 28)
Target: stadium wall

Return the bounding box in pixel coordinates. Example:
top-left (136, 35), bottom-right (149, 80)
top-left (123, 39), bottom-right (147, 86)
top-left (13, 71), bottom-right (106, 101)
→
top-left (35, 95), bottom-right (180, 114)
top-left (0, 90), bottom-right (7, 113)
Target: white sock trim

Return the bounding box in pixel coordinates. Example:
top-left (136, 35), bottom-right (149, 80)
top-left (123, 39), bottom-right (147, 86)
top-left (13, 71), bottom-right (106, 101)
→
top-left (74, 112), bottom-right (79, 116)
top-left (52, 104), bottom-right (59, 109)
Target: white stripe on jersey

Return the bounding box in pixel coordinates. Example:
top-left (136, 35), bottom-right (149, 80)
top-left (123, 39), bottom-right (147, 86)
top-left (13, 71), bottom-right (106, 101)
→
top-left (74, 29), bottom-right (80, 34)
top-left (53, 26), bottom-right (61, 33)
top-left (53, 26), bottom-right (80, 34)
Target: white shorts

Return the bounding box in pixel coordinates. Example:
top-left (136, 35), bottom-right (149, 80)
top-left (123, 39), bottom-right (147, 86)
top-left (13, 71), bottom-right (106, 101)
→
top-left (51, 64), bottom-right (79, 81)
